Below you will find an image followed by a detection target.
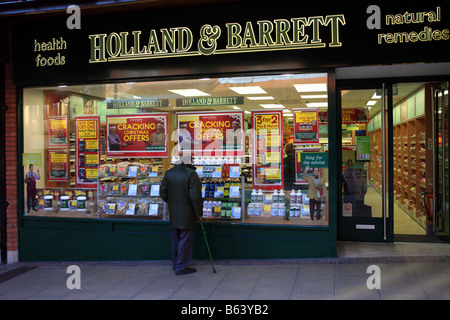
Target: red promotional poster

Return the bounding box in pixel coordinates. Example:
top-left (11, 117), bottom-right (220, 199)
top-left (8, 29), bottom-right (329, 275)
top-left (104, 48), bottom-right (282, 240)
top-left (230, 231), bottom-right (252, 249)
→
top-left (251, 110), bottom-right (283, 190)
top-left (342, 108), bottom-right (369, 123)
top-left (47, 149), bottom-right (69, 181)
top-left (176, 111), bottom-right (244, 157)
top-left (48, 116), bottom-right (69, 147)
top-left (106, 114), bottom-right (169, 158)
top-left (293, 108), bottom-right (319, 144)
top-left (319, 108), bottom-right (369, 124)
top-left (75, 116), bottom-right (101, 189)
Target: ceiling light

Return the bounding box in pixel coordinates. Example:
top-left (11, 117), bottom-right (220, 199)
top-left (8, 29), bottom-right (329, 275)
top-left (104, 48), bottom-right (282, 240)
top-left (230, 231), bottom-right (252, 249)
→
top-left (306, 102), bottom-right (328, 108)
top-left (246, 96), bottom-right (275, 100)
top-left (232, 106), bottom-right (241, 110)
top-left (300, 94), bottom-right (328, 99)
top-left (372, 93), bottom-right (382, 99)
top-left (229, 86), bottom-right (267, 95)
top-left (168, 89), bottom-right (210, 97)
top-left (260, 104), bottom-right (285, 109)
top-left (366, 101), bottom-right (377, 106)
top-left (294, 83), bottom-right (327, 93)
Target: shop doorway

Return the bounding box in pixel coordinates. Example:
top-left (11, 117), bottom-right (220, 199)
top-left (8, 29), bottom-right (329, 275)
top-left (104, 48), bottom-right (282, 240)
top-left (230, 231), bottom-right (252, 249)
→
top-left (389, 81), bottom-right (449, 243)
top-left (337, 80), bottom-right (450, 243)
top-left (338, 83), bottom-right (393, 242)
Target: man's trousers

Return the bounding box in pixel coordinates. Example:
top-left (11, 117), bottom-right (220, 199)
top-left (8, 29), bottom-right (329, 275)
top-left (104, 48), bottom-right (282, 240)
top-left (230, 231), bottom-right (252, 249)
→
top-left (171, 228), bottom-right (195, 272)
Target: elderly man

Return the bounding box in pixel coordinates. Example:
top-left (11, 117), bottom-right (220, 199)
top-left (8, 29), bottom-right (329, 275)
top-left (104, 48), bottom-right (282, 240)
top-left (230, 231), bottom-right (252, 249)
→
top-left (160, 161), bottom-right (203, 275)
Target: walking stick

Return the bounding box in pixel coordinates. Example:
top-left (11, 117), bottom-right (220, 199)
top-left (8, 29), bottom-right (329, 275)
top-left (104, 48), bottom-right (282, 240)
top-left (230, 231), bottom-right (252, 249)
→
top-left (200, 220), bottom-right (216, 273)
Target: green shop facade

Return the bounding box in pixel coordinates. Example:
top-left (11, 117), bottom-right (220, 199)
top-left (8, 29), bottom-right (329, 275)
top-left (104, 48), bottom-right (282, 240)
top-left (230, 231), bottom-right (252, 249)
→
top-left (10, 1), bottom-right (450, 262)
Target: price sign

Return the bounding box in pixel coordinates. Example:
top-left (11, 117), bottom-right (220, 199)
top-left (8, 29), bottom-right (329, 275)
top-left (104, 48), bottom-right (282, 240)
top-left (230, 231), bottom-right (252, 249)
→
top-left (252, 110), bottom-right (284, 190)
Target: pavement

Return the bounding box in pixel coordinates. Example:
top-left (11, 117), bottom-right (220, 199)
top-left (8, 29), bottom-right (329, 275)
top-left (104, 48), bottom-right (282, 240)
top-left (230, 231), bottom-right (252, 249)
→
top-left (1, 241), bottom-right (450, 301)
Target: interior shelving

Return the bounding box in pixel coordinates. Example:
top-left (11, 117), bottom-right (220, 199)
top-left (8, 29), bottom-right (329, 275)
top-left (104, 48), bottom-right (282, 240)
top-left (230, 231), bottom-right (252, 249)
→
top-left (369, 85), bottom-right (433, 230)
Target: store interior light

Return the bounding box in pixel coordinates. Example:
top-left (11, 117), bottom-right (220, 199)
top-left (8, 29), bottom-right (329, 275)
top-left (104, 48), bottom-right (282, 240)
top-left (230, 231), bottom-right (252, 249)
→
top-left (229, 86), bottom-right (267, 95)
top-left (232, 106), bottom-right (241, 110)
top-left (372, 93), bottom-right (382, 99)
top-left (246, 96), bottom-right (275, 100)
top-left (366, 100), bottom-right (377, 106)
top-left (300, 94), bottom-right (328, 99)
top-left (168, 89), bottom-right (210, 97)
top-left (306, 102), bottom-right (328, 108)
top-left (219, 73), bottom-right (327, 84)
top-left (260, 104), bottom-right (285, 109)
top-left (294, 83), bottom-right (327, 93)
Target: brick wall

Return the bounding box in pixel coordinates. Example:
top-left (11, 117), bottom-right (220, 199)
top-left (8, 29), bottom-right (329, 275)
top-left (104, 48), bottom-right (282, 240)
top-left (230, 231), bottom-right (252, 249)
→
top-left (1, 18), bottom-right (18, 263)
top-left (4, 62), bottom-right (18, 263)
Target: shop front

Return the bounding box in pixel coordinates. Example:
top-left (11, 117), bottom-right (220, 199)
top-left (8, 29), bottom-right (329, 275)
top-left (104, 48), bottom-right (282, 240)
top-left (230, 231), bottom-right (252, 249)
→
top-left (8, 1), bottom-right (450, 262)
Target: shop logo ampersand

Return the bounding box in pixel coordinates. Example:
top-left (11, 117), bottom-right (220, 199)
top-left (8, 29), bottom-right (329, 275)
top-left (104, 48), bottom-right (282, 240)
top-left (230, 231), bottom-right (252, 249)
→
top-left (198, 25), bottom-right (221, 55)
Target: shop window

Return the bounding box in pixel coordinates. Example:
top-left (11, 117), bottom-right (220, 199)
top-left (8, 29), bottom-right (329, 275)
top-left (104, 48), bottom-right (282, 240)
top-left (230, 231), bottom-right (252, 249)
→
top-left (22, 72), bottom-right (329, 226)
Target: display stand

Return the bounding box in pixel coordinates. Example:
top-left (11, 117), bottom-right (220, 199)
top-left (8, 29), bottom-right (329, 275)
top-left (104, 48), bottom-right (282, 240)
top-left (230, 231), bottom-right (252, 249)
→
top-left (197, 163), bottom-right (245, 221)
top-left (97, 163), bottom-right (166, 219)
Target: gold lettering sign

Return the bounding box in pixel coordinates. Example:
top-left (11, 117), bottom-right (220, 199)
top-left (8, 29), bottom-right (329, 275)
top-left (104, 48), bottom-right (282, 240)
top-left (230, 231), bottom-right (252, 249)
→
top-left (377, 7), bottom-right (450, 44)
top-left (89, 14), bottom-right (346, 63)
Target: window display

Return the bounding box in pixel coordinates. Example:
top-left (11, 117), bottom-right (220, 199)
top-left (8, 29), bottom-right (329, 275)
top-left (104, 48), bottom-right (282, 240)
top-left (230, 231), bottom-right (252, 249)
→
top-left (22, 72), bottom-right (329, 226)
top-left (98, 161), bottom-right (166, 218)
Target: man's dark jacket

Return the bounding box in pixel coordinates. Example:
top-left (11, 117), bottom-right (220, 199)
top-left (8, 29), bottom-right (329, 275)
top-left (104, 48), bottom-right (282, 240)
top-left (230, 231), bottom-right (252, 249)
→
top-left (160, 163), bottom-right (203, 229)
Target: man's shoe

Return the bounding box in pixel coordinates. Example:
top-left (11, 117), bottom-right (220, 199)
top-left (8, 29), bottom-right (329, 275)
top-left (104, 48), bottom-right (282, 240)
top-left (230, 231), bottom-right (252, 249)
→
top-left (32, 208), bottom-right (38, 211)
top-left (175, 267), bottom-right (196, 275)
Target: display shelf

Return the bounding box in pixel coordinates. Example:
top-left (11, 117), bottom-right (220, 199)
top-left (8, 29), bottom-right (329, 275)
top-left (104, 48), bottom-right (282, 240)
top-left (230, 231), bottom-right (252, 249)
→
top-left (26, 188), bottom-right (97, 217)
top-left (390, 85), bottom-right (433, 229)
top-left (197, 163), bottom-right (245, 221)
top-left (245, 188), bottom-right (328, 225)
top-left (97, 162), bottom-right (166, 219)
top-left (368, 127), bottom-right (382, 192)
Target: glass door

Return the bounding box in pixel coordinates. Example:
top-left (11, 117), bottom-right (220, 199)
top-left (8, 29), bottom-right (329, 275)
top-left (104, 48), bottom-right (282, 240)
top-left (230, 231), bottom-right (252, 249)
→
top-left (338, 84), bottom-right (393, 242)
top-left (434, 83), bottom-right (450, 240)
